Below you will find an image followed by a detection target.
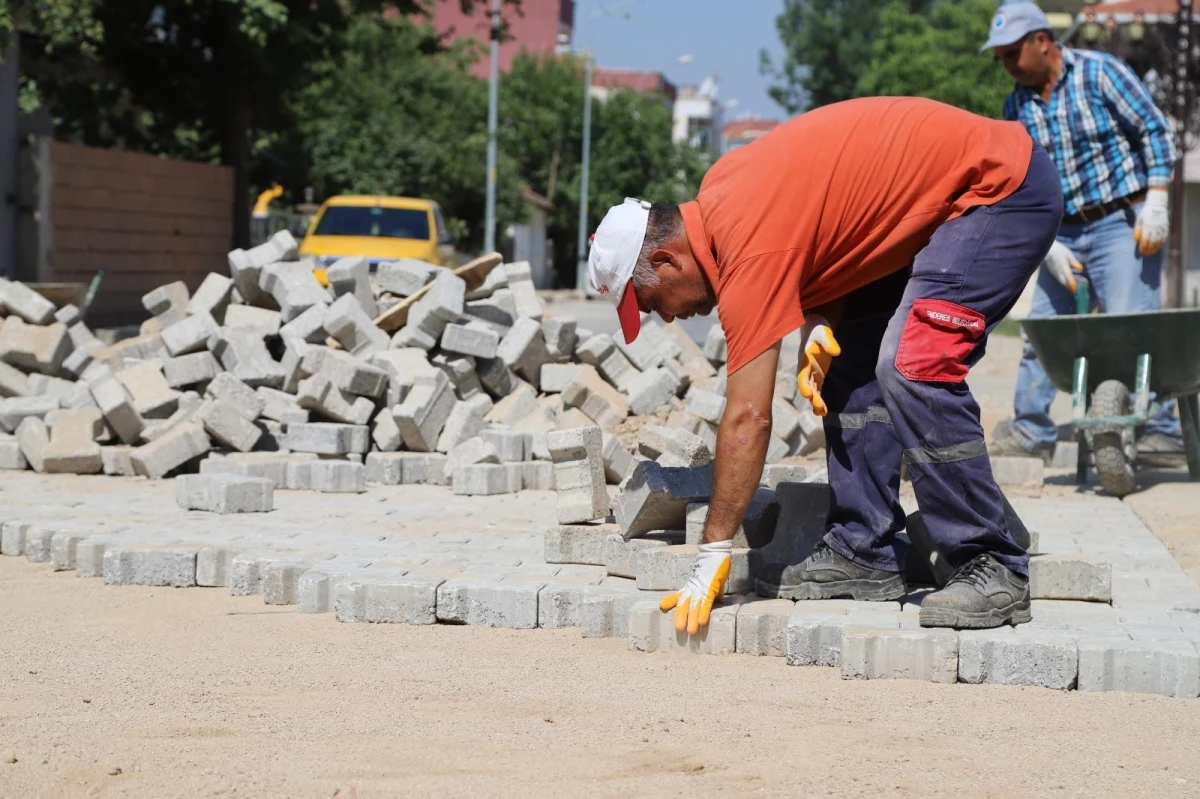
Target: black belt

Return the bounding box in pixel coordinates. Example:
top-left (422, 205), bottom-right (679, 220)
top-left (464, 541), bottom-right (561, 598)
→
top-left (1062, 190), bottom-right (1146, 225)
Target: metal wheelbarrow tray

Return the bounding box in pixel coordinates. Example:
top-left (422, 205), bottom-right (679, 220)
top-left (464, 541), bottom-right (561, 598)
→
top-left (1018, 301), bottom-right (1200, 496)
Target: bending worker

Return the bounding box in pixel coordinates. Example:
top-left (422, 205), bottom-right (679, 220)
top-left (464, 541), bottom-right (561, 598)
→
top-left (588, 96), bottom-right (1062, 633)
top-left (982, 1), bottom-right (1184, 465)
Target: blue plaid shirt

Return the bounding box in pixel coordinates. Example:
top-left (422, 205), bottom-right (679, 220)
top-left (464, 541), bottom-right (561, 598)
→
top-left (1003, 46), bottom-right (1176, 216)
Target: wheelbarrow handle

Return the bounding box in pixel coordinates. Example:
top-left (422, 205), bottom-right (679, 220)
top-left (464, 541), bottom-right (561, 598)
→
top-left (1075, 276), bottom-right (1090, 316)
top-left (80, 270), bottom-right (106, 320)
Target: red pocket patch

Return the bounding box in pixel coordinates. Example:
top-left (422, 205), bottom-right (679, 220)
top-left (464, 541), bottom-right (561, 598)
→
top-left (895, 299), bottom-right (986, 383)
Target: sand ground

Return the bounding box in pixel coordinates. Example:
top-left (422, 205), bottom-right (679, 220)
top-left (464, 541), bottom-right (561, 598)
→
top-left (3, 557), bottom-right (1200, 799)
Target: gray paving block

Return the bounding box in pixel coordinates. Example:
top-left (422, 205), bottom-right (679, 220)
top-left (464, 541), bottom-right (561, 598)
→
top-left (200, 400), bottom-right (262, 452)
top-left (685, 490), bottom-right (778, 549)
top-left (16, 416), bottom-right (48, 472)
top-left (540, 363), bottom-right (583, 393)
top-left (626, 367), bottom-right (678, 416)
top-left (957, 629), bottom-right (1077, 689)
top-left (0, 318), bottom-right (70, 375)
top-left (1, 521), bottom-right (30, 556)
top-left (0, 279), bottom-right (56, 324)
top-left (311, 460), bottom-right (366, 493)
top-left (839, 626), bottom-right (959, 683)
top-left (579, 587), bottom-right (664, 638)
top-left (285, 422), bottom-right (370, 454)
top-left (399, 452), bottom-right (448, 485)
top-left (210, 327), bottom-right (286, 388)
top-left (735, 599), bottom-right (796, 656)
top-left (436, 401), bottom-right (485, 454)
top-left (614, 461), bottom-right (712, 539)
top-left (196, 547), bottom-right (240, 587)
top-left (603, 532), bottom-right (682, 578)
top-left (786, 611), bottom-right (853, 667)
top-left (521, 460), bottom-right (554, 491)
top-left (88, 376), bottom-right (144, 445)
top-left (262, 557), bottom-right (323, 605)
top-left (436, 577), bottom-right (543, 628)
top-left (1076, 637), bottom-right (1200, 698)
top-left (130, 422), bottom-right (211, 479)
top-left (544, 523), bottom-right (617, 566)
top-left (376, 259), bottom-right (439, 296)
top-left (395, 372), bottom-right (455, 452)
top-left (452, 463), bottom-right (519, 495)
top-left (22, 526), bottom-right (56, 562)
top-left (1029, 555), bottom-right (1112, 603)
top-left (358, 573), bottom-right (443, 625)
top-left (496, 316), bottom-right (550, 389)
top-left (300, 347), bottom-right (389, 398)
top-left (634, 543), bottom-right (752, 595)
top-left (298, 562), bottom-right (372, 614)
top-left (102, 548), bottom-right (197, 587)
top-left (0, 435), bottom-right (26, 470)
top-left (628, 598), bottom-right (741, 655)
top-left (481, 428), bottom-right (531, 463)
top-left (259, 262), bottom-right (330, 322)
top-left (537, 580), bottom-right (611, 629)
top-left (163, 352), bottom-right (221, 389)
top-left (187, 273), bottom-right (234, 322)
top-left (990, 455), bottom-right (1045, 486)
top-left (175, 473), bottom-right (274, 513)
top-left (561, 364), bottom-right (629, 427)
top-left (547, 425), bottom-right (609, 524)
top-left (638, 424), bottom-right (712, 468)
top-left (162, 312), bottom-right (219, 357)
top-left (0, 395), bottom-right (61, 434)
top-left (325, 293), bottom-right (389, 356)
top-left (442, 323), bottom-right (500, 359)
top-left (51, 532), bottom-right (85, 571)
top-left (205, 372), bottom-right (264, 420)
top-left (296, 373), bottom-right (374, 425)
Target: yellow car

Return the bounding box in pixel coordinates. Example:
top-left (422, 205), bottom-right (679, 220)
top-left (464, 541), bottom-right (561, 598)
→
top-left (299, 195), bottom-right (457, 284)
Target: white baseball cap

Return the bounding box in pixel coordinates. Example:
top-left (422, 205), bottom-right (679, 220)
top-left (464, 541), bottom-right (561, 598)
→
top-left (588, 197), bottom-right (650, 344)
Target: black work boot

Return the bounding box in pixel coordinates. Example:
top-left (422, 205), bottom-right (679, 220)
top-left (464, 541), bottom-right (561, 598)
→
top-left (919, 554), bottom-right (1031, 629)
top-left (755, 541), bottom-right (906, 601)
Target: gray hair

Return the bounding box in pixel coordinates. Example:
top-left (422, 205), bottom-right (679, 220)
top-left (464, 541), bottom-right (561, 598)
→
top-left (631, 204), bottom-right (683, 289)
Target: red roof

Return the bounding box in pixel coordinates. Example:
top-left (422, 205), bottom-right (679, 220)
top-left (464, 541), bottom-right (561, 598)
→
top-left (591, 69), bottom-right (677, 103)
top-left (1086, 1), bottom-right (1197, 20)
top-left (722, 119), bottom-right (779, 141)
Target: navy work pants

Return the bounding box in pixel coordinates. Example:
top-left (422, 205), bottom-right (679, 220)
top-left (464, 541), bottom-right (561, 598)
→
top-left (821, 145), bottom-right (1063, 578)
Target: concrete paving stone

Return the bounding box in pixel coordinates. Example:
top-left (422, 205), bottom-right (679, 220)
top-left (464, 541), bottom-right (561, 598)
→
top-left (441, 323), bottom-right (500, 359)
top-left (957, 629), bottom-right (1078, 689)
top-left (254, 387), bottom-right (307, 425)
top-left (840, 626), bottom-right (959, 683)
top-left (200, 452), bottom-right (301, 489)
top-left (301, 347), bottom-right (389, 398)
top-left (200, 400), bottom-right (262, 452)
top-left (543, 523), bottom-right (617, 566)
top-left (615, 461), bottom-right (712, 539)
top-left (52, 531), bottom-right (101, 571)
top-left (372, 406), bottom-right (402, 452)
top-left (399, 452), bottom-right (448, 485)
top-left (16, 416), bottom-right (48, 472)
top-left (579, 588), bottom-right (666, 638)
top-left (259, 262), bottom-right (330, 322)
top-left (443, 436), bottom-right (501, 480)
top-left (452, 464), bottom-right (520, 496)
top-left (187, 273), bottom-right (234, 322)
top-left (496, 316), bottom-right (550, 389)
top-left (196, 547), bottom-right (240, 587)
top-left (0, 318), bottom-right (71, 375)
top-left (0, 360), bottom-right (31, 397)
top-left (561, 364), bottom-right (630, 427)
top-left (395, 371), bottom-right (455, 452)
top-left (88, 375), bottom-right (146, 446)
top-left (540, 363), bottom-right (583, 393)
top-left (626, 368), bottom-right (678, 416)
top-left (229, 550), bottom-right (297, 596)
top-left (628, 597), bottom-right (742, 655)
top-left (1, 521), bottom-right (31, 556)
top-left (504, 261), bottom-right (543, 320)
top-left (735, 598), bottom-right (797, 656)
top-left (22, 526), bottom-right (56, 562)
top-left (223, 305), bottom-right (283, 337)
top-left (163, 352), bottom-right (221, 389)
top-left (990, 455), bottom-right (1045, 486)
top-left (74, 537), bottom-right (116, 578)
top-left (102, 547), bottom-right (197, 587)
top-left (296, 373), bottom-right (374, 425)
top-left (576, 334), bottom-right (640, 394)
top-left (262, 556), bottom-right (324, 605)
top-left (786, 611), bottom-right (853, 667)
top-left (279, 302), bottom-right (330, 344)
top-left (0, 278), bottom-right (56, 324)
top-left (0, 395), bottom-right (63, 434)
top-left (600, 432), bottom-right (634, 485)
top-left (285, 422), bottom-right (370, 455)
top-left (326, 293), bottom-right (390, 356)
top-left (685, 388), bottom-right (726, 424)
top-left (603, 532), bottom-right (681, 578)
top-left (547, 425), bottom-right (608, 524)
top-left (436, 576), bottom-right (543, 628)
top-left (638, 425), bottom-right (712, 468)
top-left (375, 259), bottom-right (439, 296)
top-left (521, 461), bottom-right (554, 491)
top-left (1075, 637), bottom-right (1200, 697)
top-left (0, 435), bottom-right (26, 470)
top-left (537, 582), bottom-right (604, 628)
top-left (297, 561), bottom-right (373, 613)
top-left (210, 327), bottom-right (286, 389)
top-left (1029, 554), bottom-right (1113, 603)
top-left (685, 490), bottom-right (778, 549)
top-left (360, 573), bottom-right (445, 624)
top-left (311, 460), bottom-right (366, 493)
top-left (635, 543), bottom-right (752, 595)
top-left (482, 428), bottom-right (531, 463)
top-left (760, 463), bottom-right (809, 489)
top-left (541, 315), bottom-right (577, 362)
top-left (162, 312), bottom-right (219, 357)
top-left (176, 473), bottom-right (274, 513)
top-left (61, 347), bottom-right (95, 380)
top-left (205, 373), bottom-right (264, 421)
top-left (436, 401), bottom-right (485, 454)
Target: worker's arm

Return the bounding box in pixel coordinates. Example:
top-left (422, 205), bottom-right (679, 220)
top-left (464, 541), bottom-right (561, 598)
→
top-left (703, 341), bottom-right (781, 543)
top-left (659, 342), bottom-right (780, 634)
top-left (1098, 59), bottom-right (1176, 190)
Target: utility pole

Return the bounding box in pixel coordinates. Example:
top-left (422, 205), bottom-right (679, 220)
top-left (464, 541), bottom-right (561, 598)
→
top-left (484, 0), bottom-right (500, 254)
top-left (1167, 0), bottom-right (1195, 308)
top-left (575, 53), bottom-right (594, 292)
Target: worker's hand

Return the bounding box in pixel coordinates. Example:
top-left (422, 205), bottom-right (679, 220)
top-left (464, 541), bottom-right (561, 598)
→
top-left (797, 315), bottom-right (840, 417)
top-left (1133, 188), bottom-right (1169, 256)
top-left (659, 541), bottom-right (732, 634)
top-left (1042, 241), bottom-right (1084, 293)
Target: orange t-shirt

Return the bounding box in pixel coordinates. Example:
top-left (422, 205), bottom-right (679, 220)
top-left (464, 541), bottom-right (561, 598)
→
top-left (680, 96), bottom-right (1033, 374)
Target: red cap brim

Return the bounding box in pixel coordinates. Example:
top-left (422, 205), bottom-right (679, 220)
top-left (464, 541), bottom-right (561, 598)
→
top-left (616, 282), bottom-right (642, 345)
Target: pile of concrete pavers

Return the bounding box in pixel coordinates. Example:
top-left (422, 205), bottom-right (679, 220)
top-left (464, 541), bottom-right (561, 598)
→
top-left (0, 230), bottom-right (823, 512)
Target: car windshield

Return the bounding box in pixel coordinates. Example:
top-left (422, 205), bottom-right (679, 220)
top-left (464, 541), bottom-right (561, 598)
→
top-left (313, 206), bottom-right (430, 240)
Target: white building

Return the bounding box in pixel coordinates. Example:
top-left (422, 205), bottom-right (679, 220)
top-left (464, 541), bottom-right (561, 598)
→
top-left (672, 76), bottom-right (723, 157)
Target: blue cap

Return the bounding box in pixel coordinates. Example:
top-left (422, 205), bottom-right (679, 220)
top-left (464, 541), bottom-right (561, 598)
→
top-left (980, 2), bottom-right (1051, 53)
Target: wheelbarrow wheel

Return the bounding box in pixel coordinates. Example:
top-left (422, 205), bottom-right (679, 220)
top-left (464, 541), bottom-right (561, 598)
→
top-left (1091, 379), bottom-right (1137, 497)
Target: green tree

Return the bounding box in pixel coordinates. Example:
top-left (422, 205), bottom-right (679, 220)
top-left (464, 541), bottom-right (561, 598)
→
top-left (857, 0), bottom-right (1013, 118)
top-left (760, 0), bottom-right (933, 114)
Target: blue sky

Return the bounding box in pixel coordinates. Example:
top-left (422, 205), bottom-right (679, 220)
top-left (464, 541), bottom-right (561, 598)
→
top-left (572, 0), bottom-right (789, 122)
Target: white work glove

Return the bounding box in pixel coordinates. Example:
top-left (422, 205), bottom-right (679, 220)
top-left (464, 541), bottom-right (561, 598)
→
top-left (797, 315), bottom-right (840, 417)
top-left (1134, 188), bottom-right (1169, 256)
top-left (659, 541), bottom-right (732, 634)
top-left (1042, 241), bottom-right (1084, 293)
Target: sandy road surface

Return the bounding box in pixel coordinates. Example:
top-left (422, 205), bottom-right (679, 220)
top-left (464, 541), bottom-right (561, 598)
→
top-left (3, 557), bottom-right (1200, 798)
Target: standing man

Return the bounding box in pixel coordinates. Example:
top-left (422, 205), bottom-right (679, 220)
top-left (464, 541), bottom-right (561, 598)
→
top-left (982, 1), bottom-right (1184, 465)
top-left (587, 96), bottom-right (1062, 633)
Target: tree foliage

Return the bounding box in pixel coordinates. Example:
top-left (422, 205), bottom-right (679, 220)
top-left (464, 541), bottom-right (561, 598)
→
top-left (857, 0), bottom-right (1013, 118)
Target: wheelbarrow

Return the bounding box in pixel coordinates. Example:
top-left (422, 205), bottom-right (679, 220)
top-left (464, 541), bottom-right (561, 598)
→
top-left (1017, 277), bottom-right (1200, 497)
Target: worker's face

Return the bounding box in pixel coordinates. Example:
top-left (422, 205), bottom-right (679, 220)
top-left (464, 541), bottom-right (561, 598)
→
top-left (993, 32), bottom-right (1053, 85)
top-left (631, 243), bottom-right (716, 325)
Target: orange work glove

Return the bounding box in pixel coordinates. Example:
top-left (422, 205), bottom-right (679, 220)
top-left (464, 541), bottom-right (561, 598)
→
top-left (797, 315), bottom-right (840, 417)
top-left (659, 541), bottom-right (732, 634)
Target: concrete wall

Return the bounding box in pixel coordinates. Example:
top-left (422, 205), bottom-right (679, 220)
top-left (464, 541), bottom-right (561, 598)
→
top-left (38, 141), bottom-right (233, 326)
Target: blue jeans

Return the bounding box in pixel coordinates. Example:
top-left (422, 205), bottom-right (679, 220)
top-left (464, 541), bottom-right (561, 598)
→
top-left (1013, 204), bottom-right (1181, 447)
top-left (822, 146), bottom-right (1063, 578)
